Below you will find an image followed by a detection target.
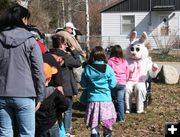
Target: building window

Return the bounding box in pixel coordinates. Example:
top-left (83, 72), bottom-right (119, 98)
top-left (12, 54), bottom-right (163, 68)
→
top-left (122, 16), bottom-right (135, 34)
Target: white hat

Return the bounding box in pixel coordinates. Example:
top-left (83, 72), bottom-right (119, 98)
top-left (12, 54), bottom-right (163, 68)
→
top-left (65, 22), bottom-right (76, 29)
top-left (30, 31), bottom-right (40, 39)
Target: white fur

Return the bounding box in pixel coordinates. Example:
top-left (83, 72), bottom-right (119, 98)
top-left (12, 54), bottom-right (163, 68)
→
top-left (125, 31), bottom-right (159, 113)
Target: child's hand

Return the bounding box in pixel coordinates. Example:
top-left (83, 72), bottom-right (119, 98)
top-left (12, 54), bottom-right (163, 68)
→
top-left (60, 59), bottom-right (64, 66)
top-left (35, 102), bottom-right (41, 111)
top-left (56, 86), bottom-right (64, 94)
top-left (62, 113), bottom-right (64, 118)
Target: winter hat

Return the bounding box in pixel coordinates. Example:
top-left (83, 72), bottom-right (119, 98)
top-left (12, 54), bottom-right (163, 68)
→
top-left (44, 63), bottom-right (58, 80)
top-left (31, 30), bottom-right (40, 40)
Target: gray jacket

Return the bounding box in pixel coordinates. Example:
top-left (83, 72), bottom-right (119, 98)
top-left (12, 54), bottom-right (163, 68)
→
top-left (0, 27), bottom-right (45, 102)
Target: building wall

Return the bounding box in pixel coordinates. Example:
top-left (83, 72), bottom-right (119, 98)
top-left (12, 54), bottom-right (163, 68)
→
top-left (169, 12), bottom-right (180, 35)
top-left (101, 11), bottom-right (180, 49)
top-left (101, 12), bottom-right (152, 49)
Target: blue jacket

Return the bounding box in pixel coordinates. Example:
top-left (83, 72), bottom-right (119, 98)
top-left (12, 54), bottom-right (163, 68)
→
top-left (0, 27), bottom-right (45, 102)
top-left (80, 61), bottom-right (116, 102)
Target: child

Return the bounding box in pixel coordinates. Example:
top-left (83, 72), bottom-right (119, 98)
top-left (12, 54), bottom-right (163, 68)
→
top-left (108, 45), bottom-right (129, 122)
top-left (35, 63), bottom-right (69, 137)
top-left (80, 46), bottom-right (117, 137)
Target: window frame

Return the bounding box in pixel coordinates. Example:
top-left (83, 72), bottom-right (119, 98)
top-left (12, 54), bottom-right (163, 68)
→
top-left (121, 15), bottom-right (135, 35)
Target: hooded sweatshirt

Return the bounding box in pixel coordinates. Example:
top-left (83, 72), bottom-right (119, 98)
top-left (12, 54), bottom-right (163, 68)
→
top-left (80, 61), bottom-right (116, 102)
top-left (108, 57), bottom-right (129, 85)
top-left (0, 27), bottom-right (45, 102)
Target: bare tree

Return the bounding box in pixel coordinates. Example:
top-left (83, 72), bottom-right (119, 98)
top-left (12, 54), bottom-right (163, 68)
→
top-left (0, 0), bottom-right (11, 13)
top-left (28, 0), bottom-right (51, 32)
top-left (89, 0), bottom-right (106, 35)
top-left (153, 29), bottom-right (178, 54)
top-left (26, 0), bottom-right (118, 34)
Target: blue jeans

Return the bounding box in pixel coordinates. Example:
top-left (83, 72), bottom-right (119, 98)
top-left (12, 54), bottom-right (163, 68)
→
top-left (113, 85), bottom-right (126, 122)
top-left (63, 96), bottom-right (73, 134)
top-left (0, 97), bottom-right (35, 137)
top-left (39, 123), bottom-right (59, 137)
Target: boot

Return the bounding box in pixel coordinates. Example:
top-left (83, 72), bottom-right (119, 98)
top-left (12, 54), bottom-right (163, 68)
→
top-left (103, 128), bottom-right (112, 137)
top-left (91, 133), bottom-right (99, 137)
top-left (103, 133), bottom-right (112, 137)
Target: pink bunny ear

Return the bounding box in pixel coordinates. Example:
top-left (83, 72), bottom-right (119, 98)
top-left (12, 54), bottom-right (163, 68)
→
top-left (129, 31), bottom-right (137, 43)
top-left (139, 32), bottom-right (147, 43)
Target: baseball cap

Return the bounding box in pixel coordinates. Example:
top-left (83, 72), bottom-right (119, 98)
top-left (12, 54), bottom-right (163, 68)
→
top-left (65, 22), bottom-right (76, 29)
top-left (44, 63), bottom-right (58, 80)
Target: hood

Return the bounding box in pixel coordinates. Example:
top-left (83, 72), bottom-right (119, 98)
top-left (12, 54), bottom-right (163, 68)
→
top-left (0, 27), bottom-right (33, 47)
top-left (109, 57), bottom-right (124, 65)
top-left (85, 63), bottom-right (106, 82)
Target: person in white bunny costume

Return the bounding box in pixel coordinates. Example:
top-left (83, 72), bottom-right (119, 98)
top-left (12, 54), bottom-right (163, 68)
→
top-left (125, 31), bottom-right (159, 114)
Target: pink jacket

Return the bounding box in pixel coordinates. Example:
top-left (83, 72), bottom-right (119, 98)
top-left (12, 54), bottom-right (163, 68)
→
top-left (108, 57), bottom-right (129, 85)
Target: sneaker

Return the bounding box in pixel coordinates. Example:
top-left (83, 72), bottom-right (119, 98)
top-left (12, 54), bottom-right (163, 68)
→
top-left (125, 110), bottom-right (130, 114)
top-left (137, 110), bottom-right (145, 114)
top-left (66, 133), bottom-right (75, 137)
top-left (119, 120), bottom-right (125, 123)
top-left (103, 132), bottom-right (112, 137)
top-left (116, 118), bottom-right (125, 123)
top-left (91, 133), bottom-right (100, 137)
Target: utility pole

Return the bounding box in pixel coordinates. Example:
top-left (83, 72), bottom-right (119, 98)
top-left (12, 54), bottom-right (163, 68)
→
top-left (86, 0), bottom-right (90, 49)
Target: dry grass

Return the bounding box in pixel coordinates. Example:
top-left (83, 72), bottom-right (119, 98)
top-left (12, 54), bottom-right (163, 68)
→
top-left (149, 50), bottom-right (180, 62)
top-left (71, 51), bottom-right (180, 137)
top-left (72, 81), bottom-right (180, 137)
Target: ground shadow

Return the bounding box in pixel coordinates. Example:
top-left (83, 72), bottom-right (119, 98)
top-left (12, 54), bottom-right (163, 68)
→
top-left (73, 101), bottom-right (86, 112)
top-left (72, 112), bottom-right (85, 120)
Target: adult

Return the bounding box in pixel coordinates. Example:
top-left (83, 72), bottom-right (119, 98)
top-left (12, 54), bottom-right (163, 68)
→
top-left (0, 4), bottom-right (45, 137)
top-left (31, 29), bottom-right (47, 54)
top-left (56, 22), bottom-right (86, 58)
top-left (74, 29), bottom-right (82, 43)
top-left (27, 25), bottom-right (47, 54)
top-left (51, 34), bottom-right (81, 137)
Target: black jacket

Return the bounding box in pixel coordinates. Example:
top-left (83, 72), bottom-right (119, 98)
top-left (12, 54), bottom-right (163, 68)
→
top-left (54, 49), bottom-right (81, 96)
top-left (35, 87), bottom-right (69, 136)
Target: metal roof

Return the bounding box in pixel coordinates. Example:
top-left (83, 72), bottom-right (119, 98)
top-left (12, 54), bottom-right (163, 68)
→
top-left (101, 0), bottom-right (180, 13)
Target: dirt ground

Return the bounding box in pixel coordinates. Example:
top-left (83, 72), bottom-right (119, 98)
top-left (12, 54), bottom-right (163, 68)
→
top-left (72, 81), bottom-right (180, 137)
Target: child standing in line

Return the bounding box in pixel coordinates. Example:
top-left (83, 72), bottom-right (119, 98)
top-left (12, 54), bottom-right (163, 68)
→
top-left (108, 45), bottom-right (129, 122)
top-left (35, 63), bottom-right (69, 137)
top-left (80, 46), bottom-right (117, 137)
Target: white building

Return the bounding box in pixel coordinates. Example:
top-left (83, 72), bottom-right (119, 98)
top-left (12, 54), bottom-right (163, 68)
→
top-left (101, 0), bottom-right (180, 49)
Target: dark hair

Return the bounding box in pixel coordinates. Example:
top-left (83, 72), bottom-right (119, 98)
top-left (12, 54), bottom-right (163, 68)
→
top-left (110, 45), bottom-right (124, 59)
top-left (0, 4), bottom-right (30, 31)
top-left (88, 46), bottom-right (107, 65)
top-left (27, 25), bottom-right (44, 39)
top-left (55, 28), bottom-right (63, 33)
top-left (75, 29), bottom-right (82, 36)
top-left (51, 34), bottom-right (66, 49)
